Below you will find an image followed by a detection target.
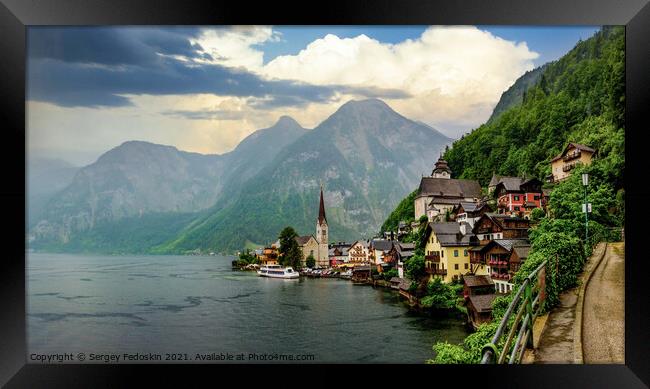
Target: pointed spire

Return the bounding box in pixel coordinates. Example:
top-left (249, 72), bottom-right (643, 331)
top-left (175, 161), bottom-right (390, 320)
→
top-left (318, 184), bottom-right (327, 224)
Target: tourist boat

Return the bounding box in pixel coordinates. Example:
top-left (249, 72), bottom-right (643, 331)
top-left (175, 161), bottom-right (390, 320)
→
top-left (257, 264), bottom-right (300, 279)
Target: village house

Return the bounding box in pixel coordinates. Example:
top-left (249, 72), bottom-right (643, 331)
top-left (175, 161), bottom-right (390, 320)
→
top-left (421, 222), bottom-right (482, 283)
top-left (397, 221), bottom-right (411, 239)
top-left (469, 214), bottom-right (530, 278)
top-left (471, 213), bottom-right (530, 244)
top-left (451, 201), bottom-right (492, 228)
top-left (259, 244), bottom-right (280, 266)
top-left (348, 240), bottom-right (371, 264)
top-left (351, 265), bottom-right (371, 283)
top-left (509, 245), bottom-right (531, 274)
top-left (391, 242), bottom-right (415, 278)
top-left (467, 294), bottom-right (497, 330)
top-left (492, 176), bottom-right (545, 218)
top-left (462, 274), bottom-right (496, 330)
top-left (414, 156), bottom-right (482, 222)
top-left (479, 239), bottom-right (531, 293)
top-left (329, 242), bottom-right (351, 267)
top-left (295, 235), bottom-right (319, 268)
top-left (369, 239), bottom-right (395, 271)
top-left (547, 142), bottom-right (596, 183)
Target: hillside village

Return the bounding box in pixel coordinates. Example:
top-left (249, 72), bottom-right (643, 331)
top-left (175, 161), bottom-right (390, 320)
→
top-left (238, 141), bottom-right (596, 329)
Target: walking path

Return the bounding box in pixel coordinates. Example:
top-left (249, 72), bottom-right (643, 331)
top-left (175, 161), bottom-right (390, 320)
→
top-left (530, 242), bottom-right (608, 364)
top-left (582, 242), bottom-right (625, 363)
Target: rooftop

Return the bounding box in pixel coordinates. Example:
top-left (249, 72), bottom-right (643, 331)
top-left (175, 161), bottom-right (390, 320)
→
top-left (469, 294), bottom-right (497, 313)
top-left (295, 235), bottom-right (315, 245)
top-left (512, 245), bottom-right (532, 260)
top-left (551, 142), bottom-right (596, 162)
top-left (417, 177), bottom-right (481, 199)
top-left (371, 239), bottom-right (394, 251)
top-left (463, 275), bottom-right (495, 287)
top-left (490, 239), bottom-right (530, 252)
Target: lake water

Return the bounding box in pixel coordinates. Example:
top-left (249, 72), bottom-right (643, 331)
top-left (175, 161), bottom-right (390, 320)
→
top-left (27, 253), bottom-right (469, 363)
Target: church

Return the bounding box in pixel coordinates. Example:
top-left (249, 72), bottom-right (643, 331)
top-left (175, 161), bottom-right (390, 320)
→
top-left (414, 156), bottom-right (482, 222)
top-left (295, 185), bottom-right (330, 268)
top-left (315, 185), bottom-right (330, 267)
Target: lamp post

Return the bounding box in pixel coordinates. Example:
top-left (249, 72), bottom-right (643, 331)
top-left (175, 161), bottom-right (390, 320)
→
top-left (582, 173), bottom-right (589, 245)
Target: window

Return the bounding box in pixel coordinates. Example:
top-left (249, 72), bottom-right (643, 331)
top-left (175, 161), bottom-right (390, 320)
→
top-left (534, 195), bottom-right (540, 200)
top-left (454, 264), bottom-right (459, 270)
top-left (441, 251), bottom-right (444, 258)
top-left (454, 250), bottom-right (459, 257)
top-left (514, 206), bottom-right (520, 211)
top-left (464, 263), bottom-right (469, 270)
top-left (464, 250), bottom-right (468, 256)
top-left (514, 195), bottom-right (520, 201)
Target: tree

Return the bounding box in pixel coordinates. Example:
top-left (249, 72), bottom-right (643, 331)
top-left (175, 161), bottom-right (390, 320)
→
top-left (420, 278), bottom-right (461, 311)
top-left (278, 226), bottom-right (302, 269)
top-left (237, 249), bottom-right (258, 265)
top-left (529, 207), bottom-right (546, 222)
top-left (405, 254), bottom-right (426, 281)
top-left (305, 254), bottom-right (316, 269)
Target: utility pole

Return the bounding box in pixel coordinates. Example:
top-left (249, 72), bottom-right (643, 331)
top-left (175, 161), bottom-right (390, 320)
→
top-left (582, 173), bottom-right (590, 246)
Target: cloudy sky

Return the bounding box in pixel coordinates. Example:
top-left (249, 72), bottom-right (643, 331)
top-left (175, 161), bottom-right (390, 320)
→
top-left (27, 25), bottom-right (599, 166)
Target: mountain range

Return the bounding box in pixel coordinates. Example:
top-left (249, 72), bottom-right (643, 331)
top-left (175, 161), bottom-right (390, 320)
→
top-left (29, 99), bottom-right (452, 253)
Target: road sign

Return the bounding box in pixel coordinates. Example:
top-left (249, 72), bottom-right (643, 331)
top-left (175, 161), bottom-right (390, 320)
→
top-left (582, 203), bottom-right (592, 213)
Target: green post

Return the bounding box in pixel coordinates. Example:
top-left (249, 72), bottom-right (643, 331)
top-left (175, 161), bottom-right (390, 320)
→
top-left (525, 280), bottom-right (534, 348)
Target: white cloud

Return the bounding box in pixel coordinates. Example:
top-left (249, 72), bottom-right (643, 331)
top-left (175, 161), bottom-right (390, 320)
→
top-left (260, 26), bottom-right (539, 136)
top-left (191, 26), bottom-right (281, 70)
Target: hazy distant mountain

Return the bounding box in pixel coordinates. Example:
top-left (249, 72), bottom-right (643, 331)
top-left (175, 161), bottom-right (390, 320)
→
top-left (160, 99), bottom-right (452, 253)
top-left (218, 115), bottom-right (307, 200)
top-left (29, 117), bottom-right (307, 247)
top-left (27, 157), bottom-right (79, 227)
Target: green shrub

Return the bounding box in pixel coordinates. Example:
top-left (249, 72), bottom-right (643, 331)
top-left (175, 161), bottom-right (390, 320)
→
top-left (382, 268), bottom-right (398, 281)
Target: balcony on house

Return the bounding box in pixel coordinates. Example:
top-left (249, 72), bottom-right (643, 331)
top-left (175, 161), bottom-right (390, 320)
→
top-left (470, 251), bottom-right (485, 264)
top-left (434, 268), bottom-right (447, 276)
top-left (425, 263), bottom-right (447, 276)
top-left (563, 149), bottom-right (582, 162)
top-left (425, 253), bottom-right (440, 262)
top-left (562, 161), bottom-right (582, 172)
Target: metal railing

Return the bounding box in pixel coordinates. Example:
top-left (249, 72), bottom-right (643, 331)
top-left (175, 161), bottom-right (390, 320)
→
top-left (481, 260), bottom-right (548, 364)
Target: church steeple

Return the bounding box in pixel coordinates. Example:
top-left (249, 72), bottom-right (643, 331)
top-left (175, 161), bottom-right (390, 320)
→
top-left (431, 153), bottom-right (452, 178)
top-left (318, 185), bottom-right (327, 225)
top-left (316, 184), bottom-right (329, 267)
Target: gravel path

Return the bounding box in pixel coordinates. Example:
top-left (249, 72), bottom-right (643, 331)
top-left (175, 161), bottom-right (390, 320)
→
top-left (582, 242), bottom-right (625, 364)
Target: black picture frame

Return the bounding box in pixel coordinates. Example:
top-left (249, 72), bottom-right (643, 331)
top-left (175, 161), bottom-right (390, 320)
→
top-left (1, 0), bottom-right (648, 387)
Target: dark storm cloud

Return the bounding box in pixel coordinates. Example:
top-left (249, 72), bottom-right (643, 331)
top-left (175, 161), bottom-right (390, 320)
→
top-left (27, 27), bottom-right (410, 109)
top-left (28, 27), bottom-right (205, 67)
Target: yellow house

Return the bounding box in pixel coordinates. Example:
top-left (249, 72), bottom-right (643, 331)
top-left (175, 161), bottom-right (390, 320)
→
top-left (548, 143), bottom-right (595, 183)
top-left (421, 222), bottom-right (487, 283)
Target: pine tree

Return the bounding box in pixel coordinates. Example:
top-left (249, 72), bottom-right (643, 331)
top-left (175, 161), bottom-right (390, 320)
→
top-left (278, 226), bottom-right (302, 269)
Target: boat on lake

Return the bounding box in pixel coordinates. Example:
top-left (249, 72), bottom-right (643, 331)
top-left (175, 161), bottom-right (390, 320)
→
top-left (257, 264), bottom-right (300, 279)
